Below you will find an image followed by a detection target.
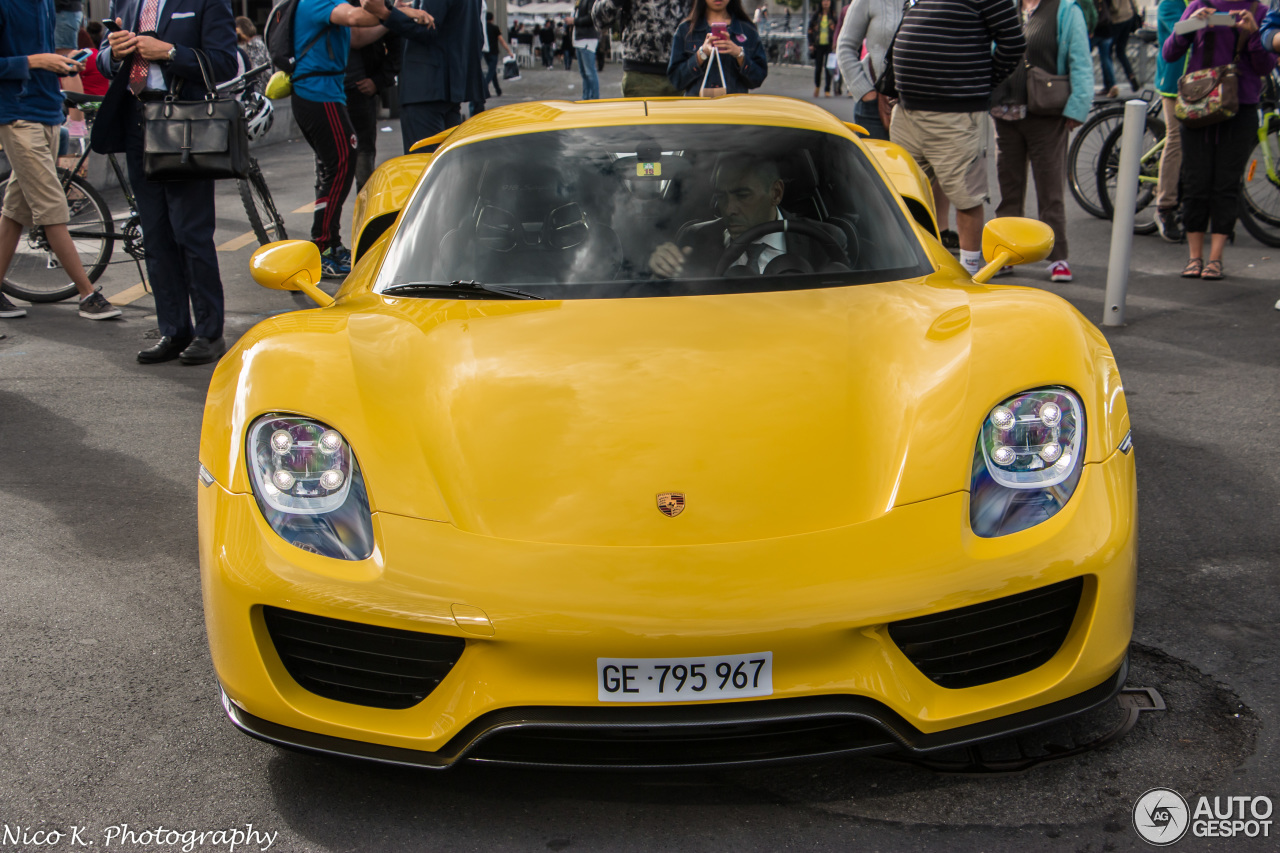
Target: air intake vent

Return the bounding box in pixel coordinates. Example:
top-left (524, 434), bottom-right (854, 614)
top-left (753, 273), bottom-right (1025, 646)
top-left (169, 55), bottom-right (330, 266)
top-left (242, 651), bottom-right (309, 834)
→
top-left (262, 607), bottom-right (465, 709)
top-left (887, 577), bottom-right (1084, 689)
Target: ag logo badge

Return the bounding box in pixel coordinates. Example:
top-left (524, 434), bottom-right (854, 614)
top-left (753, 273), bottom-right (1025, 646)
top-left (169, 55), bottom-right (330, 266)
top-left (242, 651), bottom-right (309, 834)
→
top-left (656, 492), bottom-right (685, 517)
top-left (1133, 788), bottom-right (1190, 846)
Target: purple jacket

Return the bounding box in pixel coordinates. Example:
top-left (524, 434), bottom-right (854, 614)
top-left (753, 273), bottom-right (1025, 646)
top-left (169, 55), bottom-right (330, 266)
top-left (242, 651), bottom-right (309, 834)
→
top-left (1162, 0), bottom-right (1275, 104)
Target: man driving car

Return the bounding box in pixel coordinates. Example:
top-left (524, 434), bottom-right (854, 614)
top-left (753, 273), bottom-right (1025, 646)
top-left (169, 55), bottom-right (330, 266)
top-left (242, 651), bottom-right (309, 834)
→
top-left (648, 156), bottom-right (845, 278)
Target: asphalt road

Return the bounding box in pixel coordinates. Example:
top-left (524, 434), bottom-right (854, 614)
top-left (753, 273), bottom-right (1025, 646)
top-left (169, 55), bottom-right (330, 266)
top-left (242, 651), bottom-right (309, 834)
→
top-left (0, 62), bottom-right (1277, 853)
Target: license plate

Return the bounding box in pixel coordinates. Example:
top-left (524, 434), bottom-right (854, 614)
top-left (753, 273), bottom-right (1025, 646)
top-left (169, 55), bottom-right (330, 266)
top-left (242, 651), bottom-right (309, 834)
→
top-left (597, 652), bottom-right (773, 702)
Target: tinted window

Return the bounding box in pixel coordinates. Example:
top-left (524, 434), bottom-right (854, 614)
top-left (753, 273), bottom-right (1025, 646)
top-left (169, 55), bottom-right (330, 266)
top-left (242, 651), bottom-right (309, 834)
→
top-left (378, 125), bottom-right (931, 299)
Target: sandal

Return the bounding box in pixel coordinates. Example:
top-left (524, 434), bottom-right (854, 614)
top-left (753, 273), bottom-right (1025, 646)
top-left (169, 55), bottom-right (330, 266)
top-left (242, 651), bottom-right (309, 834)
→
top-left (1181, 258), bottom-right (1204, 278)
top-left (1201, 259), bottom-right (1224, 280)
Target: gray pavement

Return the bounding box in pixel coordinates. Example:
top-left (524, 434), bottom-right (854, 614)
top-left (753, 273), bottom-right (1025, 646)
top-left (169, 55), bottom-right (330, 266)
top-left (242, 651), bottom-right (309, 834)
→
top-left (0, 60), bottom-right (1277, 853)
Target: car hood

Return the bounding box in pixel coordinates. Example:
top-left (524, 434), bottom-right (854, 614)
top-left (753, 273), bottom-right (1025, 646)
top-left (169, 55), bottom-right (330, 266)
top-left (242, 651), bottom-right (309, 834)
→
top-left (330, 280), bottom-right (975, 546)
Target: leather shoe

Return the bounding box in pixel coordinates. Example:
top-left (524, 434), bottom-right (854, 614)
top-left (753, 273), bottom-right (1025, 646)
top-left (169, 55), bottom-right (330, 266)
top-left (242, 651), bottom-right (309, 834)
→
top-left (137, 335), bottom-right (192, 364)
top-left (179, 336), bottom-right (226, 365)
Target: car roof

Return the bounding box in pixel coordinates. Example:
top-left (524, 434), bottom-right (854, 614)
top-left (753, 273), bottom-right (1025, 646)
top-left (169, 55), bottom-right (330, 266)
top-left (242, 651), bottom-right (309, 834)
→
top-left (434, 96), bottom-right (858, 154)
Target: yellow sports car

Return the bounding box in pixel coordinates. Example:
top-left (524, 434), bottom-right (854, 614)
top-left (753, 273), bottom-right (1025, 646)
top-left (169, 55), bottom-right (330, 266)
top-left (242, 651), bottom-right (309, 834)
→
top-left (199, 96), bottom-right (1136, 769)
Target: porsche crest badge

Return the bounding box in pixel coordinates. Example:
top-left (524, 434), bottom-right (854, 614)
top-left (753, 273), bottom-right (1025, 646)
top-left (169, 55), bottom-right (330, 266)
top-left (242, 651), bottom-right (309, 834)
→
top-left (656, 492), bottom-right (686, 517)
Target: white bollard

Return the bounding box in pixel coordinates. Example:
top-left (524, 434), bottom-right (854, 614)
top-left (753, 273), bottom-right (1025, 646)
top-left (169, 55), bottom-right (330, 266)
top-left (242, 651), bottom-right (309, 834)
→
top-left (1103, 99), bottom-right (1148, 327)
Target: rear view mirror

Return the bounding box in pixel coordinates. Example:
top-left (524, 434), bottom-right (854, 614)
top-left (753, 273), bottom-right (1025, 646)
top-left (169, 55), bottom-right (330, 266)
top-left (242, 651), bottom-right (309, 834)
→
top-left (475, 206), bottom-right (519, 252)
top-left (972, 218), bottom-right (1055, 284)
top-left (249, 241), bottom-right (334, 307)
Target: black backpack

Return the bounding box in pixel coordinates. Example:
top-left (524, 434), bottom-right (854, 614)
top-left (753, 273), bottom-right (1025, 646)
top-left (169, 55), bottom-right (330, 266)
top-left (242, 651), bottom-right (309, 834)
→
top-left (264, 0), bottom-right (340, 83)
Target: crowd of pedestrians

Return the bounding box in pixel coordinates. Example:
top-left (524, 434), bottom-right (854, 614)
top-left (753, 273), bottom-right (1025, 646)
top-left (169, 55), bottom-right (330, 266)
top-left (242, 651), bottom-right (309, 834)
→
top-left (5, 0), bottom-right (1278, 358)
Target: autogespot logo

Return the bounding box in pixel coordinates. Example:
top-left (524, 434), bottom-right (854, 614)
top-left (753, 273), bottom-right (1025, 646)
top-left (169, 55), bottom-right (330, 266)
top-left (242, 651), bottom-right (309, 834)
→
top-left (1134, 788), bottom-right (1190, 846)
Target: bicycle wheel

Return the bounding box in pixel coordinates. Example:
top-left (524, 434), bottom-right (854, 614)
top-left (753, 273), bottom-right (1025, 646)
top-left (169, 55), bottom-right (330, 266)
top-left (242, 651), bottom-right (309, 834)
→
top-left (1241, 137), bottom-right (1280, 226)
top-left (239, 161), bottom-right (288, 246)
top-left (1068, 106), bottom-right (1125, 219)
top-left (1237, 197), bottom-right (1280, 246)
top-left (1095, 118), bottom-right (1163, 235)
top-left (0, 168), bottom-right (113, 303)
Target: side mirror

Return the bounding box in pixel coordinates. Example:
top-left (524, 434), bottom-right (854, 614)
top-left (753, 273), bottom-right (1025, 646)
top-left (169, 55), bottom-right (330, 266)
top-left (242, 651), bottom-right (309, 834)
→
top-left (971, 218), bottom-right (1055, 284)
top-left (249, 240), bottom-right (334, 307)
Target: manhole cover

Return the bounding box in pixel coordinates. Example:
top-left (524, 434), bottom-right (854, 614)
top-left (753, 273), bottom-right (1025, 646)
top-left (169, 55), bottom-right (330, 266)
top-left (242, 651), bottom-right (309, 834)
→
top-left (725, 644), bottom-right (1258, 827)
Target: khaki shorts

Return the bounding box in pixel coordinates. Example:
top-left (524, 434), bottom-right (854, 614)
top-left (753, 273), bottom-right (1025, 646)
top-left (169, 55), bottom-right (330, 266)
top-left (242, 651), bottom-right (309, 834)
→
top-left (0, 121), bottom-right (70, 227)
top-left (890, 107), bottom-right (989, 211)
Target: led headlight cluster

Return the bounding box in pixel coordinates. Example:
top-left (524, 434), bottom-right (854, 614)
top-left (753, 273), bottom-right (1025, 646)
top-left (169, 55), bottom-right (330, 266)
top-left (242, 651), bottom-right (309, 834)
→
top-left (247, 415), bottom-right (374, 560)
top-left (971, 388), bottom-right (1086, 537)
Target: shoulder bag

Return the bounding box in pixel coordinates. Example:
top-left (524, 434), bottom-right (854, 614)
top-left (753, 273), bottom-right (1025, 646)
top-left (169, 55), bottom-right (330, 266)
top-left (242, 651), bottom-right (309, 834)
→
top-left (873, 0), bottom-right (914, 99)
top-left (143, 49), bottom-right (250, 181)
top-left (699, 45), bottom-right (728, 97)
top-left (1027, 63), bottom-right (1072, 115)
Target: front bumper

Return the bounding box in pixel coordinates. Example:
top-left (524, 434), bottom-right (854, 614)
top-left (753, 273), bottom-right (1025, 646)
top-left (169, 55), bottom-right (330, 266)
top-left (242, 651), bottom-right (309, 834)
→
top-left (200, 448), bottom-right (1136, 768)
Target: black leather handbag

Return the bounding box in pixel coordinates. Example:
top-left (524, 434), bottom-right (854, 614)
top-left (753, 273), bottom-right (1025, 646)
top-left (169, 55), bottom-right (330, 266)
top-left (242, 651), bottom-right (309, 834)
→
top-left (143, 49), bottom-right (249, 181)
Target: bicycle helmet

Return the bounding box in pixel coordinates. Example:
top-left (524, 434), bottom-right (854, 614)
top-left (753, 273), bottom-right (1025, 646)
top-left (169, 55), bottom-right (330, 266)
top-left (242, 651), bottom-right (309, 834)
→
top-left (243, 91), bottom-right (274, 142)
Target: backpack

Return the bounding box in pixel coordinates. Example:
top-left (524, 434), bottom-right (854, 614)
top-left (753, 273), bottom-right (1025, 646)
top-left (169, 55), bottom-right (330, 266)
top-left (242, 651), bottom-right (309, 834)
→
top-left (263, 0), bottom-right (339, 85)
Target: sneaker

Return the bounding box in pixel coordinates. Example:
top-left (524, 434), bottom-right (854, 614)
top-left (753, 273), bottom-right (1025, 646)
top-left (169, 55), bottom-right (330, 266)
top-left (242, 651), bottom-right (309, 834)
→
top-left (79, 290), bottom-right (122, 320)
top-left (0, 292), bottom-right (27, 318)
top-left (1156, 208), bottom-right (1185, 243)
top-left (319, 245), bottom-right (351, 279)
top-left (939, 229), bottom-right (961, 251)
top-left (993, 264), bottom-right (1016, 277)
top-left (1048, 260), bottom-right (1072, 282)
top-left (330, 243), bottom-right (352, 266)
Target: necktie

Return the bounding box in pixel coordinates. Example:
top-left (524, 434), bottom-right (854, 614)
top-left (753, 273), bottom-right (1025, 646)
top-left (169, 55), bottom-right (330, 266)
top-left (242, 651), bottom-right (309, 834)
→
top-left (129, 0), bottom-right (162, 95)
top-left (744, 242), bottom-right (767, 272)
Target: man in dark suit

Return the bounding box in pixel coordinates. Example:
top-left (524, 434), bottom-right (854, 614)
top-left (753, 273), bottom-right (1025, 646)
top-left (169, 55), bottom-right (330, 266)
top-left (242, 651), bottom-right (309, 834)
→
top-left (360, 0), bottom-right (483, 154)
top-left (648, 157), bottom-right (846, 278)
top-left (93, 0), bottom-right (237, 364)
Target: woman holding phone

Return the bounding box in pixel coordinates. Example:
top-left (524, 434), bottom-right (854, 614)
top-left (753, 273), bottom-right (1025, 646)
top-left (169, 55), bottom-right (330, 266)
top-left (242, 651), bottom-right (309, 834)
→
top-left (668, 0), bottom-right (768, 96)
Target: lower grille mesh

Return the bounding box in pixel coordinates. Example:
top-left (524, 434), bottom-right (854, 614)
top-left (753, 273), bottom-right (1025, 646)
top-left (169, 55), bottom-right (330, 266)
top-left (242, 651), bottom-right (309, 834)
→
top-left (263, 606), bottom-right (465, 709)
top-left (887, 577), bottom-right (1084, 689)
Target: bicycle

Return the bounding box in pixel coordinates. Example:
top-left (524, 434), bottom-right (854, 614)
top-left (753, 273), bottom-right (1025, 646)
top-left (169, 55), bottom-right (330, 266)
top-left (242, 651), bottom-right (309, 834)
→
top-left (1092, 73), bottom-right (1280, 246)
top-left (0, 64), bottom-right (286, 304)
top-left (1067, 92), bottom-right (1161, 219)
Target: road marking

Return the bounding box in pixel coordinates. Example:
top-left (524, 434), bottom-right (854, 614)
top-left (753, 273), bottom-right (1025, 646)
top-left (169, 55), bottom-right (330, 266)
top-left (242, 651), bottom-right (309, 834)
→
top-left (107, 282), bottom-right (149, 305)
top-left (293, 202), bottom-right (316, 213)
top-left (217, 231), bottom-right (259, 252)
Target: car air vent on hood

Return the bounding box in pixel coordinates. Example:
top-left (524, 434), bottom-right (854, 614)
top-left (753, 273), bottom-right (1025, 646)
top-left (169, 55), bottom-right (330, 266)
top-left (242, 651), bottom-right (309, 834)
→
top-left (263, 606), bottom-right (466, 709)
top-left (887, 577), bottom-right (1084, 689)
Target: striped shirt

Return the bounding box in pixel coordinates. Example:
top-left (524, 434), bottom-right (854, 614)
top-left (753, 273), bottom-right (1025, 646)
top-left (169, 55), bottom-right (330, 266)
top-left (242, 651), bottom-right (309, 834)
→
top-left (893, 0), bottom-right (1026, 113)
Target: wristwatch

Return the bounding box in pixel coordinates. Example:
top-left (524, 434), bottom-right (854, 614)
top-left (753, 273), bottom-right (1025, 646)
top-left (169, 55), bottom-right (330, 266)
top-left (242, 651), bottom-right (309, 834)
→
top-left (166, 46), bottom-right (177, 62)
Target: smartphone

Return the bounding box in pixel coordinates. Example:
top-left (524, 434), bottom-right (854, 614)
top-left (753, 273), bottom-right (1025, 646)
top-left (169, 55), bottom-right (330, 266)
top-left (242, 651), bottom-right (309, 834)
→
top-left (69, 48), bottom-right (93, 63)
top-left (102, 19), bottom-right (122, 33)
top-left (710, 22), bottom-right (729, 39)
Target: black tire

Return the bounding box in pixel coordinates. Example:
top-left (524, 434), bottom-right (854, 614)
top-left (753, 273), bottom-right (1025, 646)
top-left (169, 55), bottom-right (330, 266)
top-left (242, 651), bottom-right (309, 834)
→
top-left (1068, 106), bottom-right (1126, 218)
top-left (1238, 192), bottom-right (1280, 247)
top-left (1240, 138), bottom-right (1280, 231)
top-left (1095, 117), bottom-right (1164, 236)
top-left (239, 161), bottom-right (288, 246)
top-left (0, 168), bottom-right (113, 303)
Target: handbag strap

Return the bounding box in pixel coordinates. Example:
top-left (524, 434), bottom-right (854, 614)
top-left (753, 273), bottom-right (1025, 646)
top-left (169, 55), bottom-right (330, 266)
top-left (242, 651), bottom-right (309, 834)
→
top-left (167, 48), bottom-right (217, 99)
top-left (699, 45), bottom-right (726, 96)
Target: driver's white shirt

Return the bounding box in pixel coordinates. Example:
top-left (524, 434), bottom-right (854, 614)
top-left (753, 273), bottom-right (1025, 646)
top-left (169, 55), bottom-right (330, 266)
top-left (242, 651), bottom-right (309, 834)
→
top-left (723, 208), bottom-right (786, 273)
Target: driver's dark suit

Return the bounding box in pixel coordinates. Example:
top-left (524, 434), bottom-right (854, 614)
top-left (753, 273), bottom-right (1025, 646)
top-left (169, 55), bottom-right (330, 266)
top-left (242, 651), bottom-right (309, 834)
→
top-left (671, 209), bottom-right (847, 277)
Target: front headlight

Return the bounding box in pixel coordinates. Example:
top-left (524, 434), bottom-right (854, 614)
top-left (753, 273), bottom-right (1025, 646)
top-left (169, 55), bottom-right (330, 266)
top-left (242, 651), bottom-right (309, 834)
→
top-left (247, 415), bottom-right (374, 560)
top-left (970, 387), bottom-right (1086, 537)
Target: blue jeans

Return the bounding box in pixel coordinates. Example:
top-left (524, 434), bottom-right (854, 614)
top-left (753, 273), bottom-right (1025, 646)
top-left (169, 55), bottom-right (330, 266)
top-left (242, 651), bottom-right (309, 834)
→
top-left (1093, 36), bottom-right (1116, 90)
top-left (483, 52), bottom-right (501, 96)
top-left (854, 97), bottom-right (889, 141)
top-left (576, 48), bottom-right (599, 100)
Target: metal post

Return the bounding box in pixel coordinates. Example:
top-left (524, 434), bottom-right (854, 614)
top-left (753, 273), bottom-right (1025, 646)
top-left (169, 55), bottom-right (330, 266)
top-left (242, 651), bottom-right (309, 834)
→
top-left (1103, 99), bottom-right (1147, 327)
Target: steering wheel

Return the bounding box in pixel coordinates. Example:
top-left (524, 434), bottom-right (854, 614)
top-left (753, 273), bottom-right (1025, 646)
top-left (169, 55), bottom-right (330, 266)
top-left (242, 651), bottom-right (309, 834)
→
top-left (714, 219), bottom-right (850, 277)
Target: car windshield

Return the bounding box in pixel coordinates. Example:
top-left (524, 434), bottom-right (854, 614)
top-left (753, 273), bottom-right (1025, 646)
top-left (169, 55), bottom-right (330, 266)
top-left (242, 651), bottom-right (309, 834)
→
top-left (377, 124), bottom-right (931, 299)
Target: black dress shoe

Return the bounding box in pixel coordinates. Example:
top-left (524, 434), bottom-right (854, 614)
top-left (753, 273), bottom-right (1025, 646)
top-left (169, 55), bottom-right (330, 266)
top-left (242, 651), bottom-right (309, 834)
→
top-left (179, 336), bottom-right (226, 365)
top-left (137, 335), bottom-right (192, 364)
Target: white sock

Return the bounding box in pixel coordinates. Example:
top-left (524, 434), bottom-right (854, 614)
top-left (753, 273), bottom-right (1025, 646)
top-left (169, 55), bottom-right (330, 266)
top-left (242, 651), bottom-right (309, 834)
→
top-left (959, 250), bottom-right (983, 276)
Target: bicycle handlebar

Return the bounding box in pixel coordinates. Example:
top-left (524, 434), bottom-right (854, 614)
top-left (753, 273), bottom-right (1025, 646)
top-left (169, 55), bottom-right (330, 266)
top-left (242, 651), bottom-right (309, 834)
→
top-left (215, 63), bottom-right (271, 94)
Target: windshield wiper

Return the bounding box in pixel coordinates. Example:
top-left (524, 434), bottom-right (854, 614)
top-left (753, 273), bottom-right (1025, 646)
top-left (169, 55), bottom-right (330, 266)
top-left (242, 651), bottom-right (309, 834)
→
top-left (384, 280), bottom-right (544, 300)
